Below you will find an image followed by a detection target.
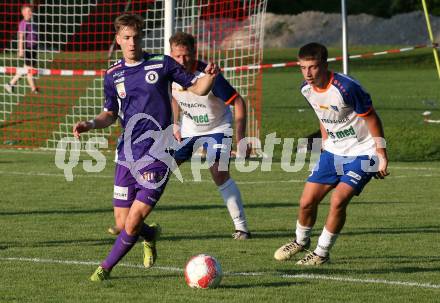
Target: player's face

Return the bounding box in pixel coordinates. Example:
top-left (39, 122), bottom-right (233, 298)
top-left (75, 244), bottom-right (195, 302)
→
top-left (21, 7), bottom-right (33, 20)
top-left (299, 59), bottom-right (328, 87)
top-left (116, 26), bottom-right (143, 64)
top-left (170, 44), bottom-right (195, 72)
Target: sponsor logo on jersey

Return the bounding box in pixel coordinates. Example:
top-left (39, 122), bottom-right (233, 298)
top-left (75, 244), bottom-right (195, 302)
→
top-left (114, 185), bottom-right (128, 200)
top-left (347, 170), bottom-right (362, 180)
top-left (112, 70), bottom-right (125, 78)
top-left (327, 125), bottom-right (356, 139)
top-left (178, 101), bottom-right (207, 109)
top-left (192, 114), bottom-right (209, 124)
top-left (116, 82), bottom-right (126, 99)
top-left (144, 63), bottom-right (163, 70)
top-left (145, 71), bottom-right (159, 84)
top-left (114, 76), bottom-right (125, 84)
top-left (335, 125), bottom-right (356, 139)
top-left (321, 117), bottom-right (349, 124)
top-left (311, 103), bottom-right (329, 110)
top-left (302, 87), bottom-right (312, 97)
top-left (183, 111), bottom-right (193, 119)
top-left (107, 64), bottom-right (122, 75)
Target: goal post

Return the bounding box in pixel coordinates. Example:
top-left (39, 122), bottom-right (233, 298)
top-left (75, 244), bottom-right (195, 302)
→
top-left (0, 0), bottom-right (267, 152)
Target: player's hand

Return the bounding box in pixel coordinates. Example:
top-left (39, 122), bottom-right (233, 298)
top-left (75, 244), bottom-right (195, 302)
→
top-left (73, 121), bottom-right (92, 139)
top-left (204, 62), bottom-right (220, 76)
top-left (173, 123), bottom-right (182, 142)
top-left (374, 154), bottom-right (389, 179)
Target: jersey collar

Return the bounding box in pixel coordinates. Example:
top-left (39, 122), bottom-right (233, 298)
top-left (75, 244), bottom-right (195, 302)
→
top-left (312, 72), bottom-right (334, 93)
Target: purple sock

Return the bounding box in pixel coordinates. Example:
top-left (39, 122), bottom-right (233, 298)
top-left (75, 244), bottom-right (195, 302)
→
top-left (139, 223), bottom-right (155, 241)
top-left (101, 229), bottom-right (139, 270)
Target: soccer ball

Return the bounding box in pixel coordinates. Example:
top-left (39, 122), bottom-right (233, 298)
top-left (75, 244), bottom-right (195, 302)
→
top-left (184, 254), bottom-right (223, 289)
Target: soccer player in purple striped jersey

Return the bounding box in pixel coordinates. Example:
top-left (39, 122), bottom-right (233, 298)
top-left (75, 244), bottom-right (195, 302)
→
top-left (72, 14), bottom-right (219, 281)
top-left (274, 42), bottom-right (389, 265)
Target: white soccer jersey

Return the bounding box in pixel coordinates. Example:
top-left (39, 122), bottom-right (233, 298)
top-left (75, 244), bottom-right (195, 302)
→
top-left (300, 72), bottom-right (376, 156)
top-left (172, 61), bottom-right (237, 138)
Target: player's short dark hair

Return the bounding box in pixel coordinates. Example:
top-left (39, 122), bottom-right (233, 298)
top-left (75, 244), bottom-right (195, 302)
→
top-left (114, 14), bottom-right (144, 35)
top-left (169, 32), bottom-right (195, 52)
top-left (298, 42), bottom-right (328, 63)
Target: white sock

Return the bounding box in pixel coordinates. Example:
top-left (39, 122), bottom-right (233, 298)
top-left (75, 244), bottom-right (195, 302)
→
top-left (314, 227), bottom-right (339, 257)
top-left (218, 178), bottom-right (248, 232)
top-left (295, 220), bottom-right (312, 246)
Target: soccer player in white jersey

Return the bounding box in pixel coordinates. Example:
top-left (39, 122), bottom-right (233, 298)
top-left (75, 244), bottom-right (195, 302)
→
top-left (169, 32), bottom-right (251, 240)
top-left (274, 42), bottom-right (389, 265)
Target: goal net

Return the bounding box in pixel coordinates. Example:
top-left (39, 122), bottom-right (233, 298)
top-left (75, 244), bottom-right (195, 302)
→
top-left (0, 0), bottom-right (267, 151)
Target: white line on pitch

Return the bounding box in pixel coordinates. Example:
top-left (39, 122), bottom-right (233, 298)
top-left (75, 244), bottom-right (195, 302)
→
top-left (1, 149), bottom-right (439, 172)
top-left (391, 166), bottom-right (439, 171)
top-left (0, 257), bottom-right (439, 290)
top-left (0, 170), bottom-right (302, 184)
top-left (0, 170), bottom-right (439, 184)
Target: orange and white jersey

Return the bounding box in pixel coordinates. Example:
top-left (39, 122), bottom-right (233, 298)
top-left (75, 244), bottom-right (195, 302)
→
top-left (172, 61), bottom-right (237, 137)
top-left (300, 72), bottom-right (376, 156)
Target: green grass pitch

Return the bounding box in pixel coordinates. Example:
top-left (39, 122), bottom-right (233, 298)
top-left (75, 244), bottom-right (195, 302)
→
top-left (0, 46), bottom-right (440, 301)
top-left (0, 152), bottom-right (439, 302)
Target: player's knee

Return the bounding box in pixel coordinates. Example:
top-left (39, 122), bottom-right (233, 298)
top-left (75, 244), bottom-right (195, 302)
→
top-left (124, 216), bottom-right (143, 235)
top-left (329, 199), bottom-right (349, 213)
top-left (124, 222), bottom-right (139, 236)
top-left (115, 219), bottom-right (125, 231)
top-left (212, 171), bottom-right (230, 186)
top-left (299, 198), bottom-right (317, 212)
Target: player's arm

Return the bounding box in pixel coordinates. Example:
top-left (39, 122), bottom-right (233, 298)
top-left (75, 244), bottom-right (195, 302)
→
top-left (171, 97), bottom-right (182, 142)
top-left (73, 111), bottom-right (117, 139)
top-left (187, 62), bottom-right (219, 96)
top-left (361, 109), bottom-right (389, 179)
top-left (18, 32), bottom-right (24, 57)
top-left (233, 95), bottom-right (251, 158)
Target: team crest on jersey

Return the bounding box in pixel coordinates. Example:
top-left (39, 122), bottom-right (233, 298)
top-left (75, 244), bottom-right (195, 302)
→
top-left (116, 82), bottom-right (127, 99)
top-left (145, 71), bottom-right (159, 84)
top-left (330, 105), bottom-right (339, 112)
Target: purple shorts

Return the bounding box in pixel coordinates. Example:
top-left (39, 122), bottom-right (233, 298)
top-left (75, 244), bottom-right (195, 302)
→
top-left (112, 163), bottom-right (169, 208)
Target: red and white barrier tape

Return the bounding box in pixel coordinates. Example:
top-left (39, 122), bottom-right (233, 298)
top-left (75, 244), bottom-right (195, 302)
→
top-left (0, 44), bottom-right (438, 76)
top-left (223, 43), bottom-right (438, 71)
top-left (0, 66), bottom-right (104, 77)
